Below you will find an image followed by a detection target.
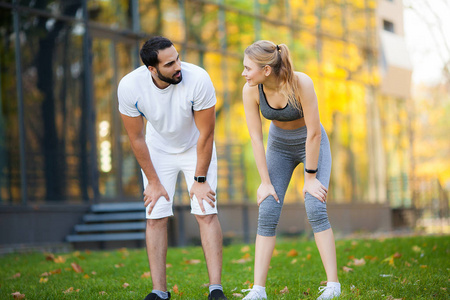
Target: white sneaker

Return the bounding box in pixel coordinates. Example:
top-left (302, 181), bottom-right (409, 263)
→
top-left (317, 284), bottom-right (341, 300)
top-left (242, 288), bottom-right (267, 300)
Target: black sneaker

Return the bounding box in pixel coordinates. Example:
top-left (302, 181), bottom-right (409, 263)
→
top-left (144, 292), bottom-right (171, 300)
top-left (208, 289), bottom-right (228, 300)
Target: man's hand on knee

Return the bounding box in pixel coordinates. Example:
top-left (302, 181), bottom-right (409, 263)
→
top-left (144, 182), bottom-right (170, 215)
top-left (190, 181), bottom-right (216, 214)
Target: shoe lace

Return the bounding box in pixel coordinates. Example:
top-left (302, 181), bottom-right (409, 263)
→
top-left (241, 288), bottom-right (264, 299)
top-left (318, 286), bottom-right (336, 296)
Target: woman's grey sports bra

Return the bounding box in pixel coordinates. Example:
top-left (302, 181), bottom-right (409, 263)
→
top-left (258, 84), bottom-right (303, 121)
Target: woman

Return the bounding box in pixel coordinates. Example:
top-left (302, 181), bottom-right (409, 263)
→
top-left (241, 40), bottom-right (341, 300)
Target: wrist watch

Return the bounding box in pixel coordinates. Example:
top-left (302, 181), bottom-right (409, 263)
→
top-left (194, 176), bottom-right (206, 183)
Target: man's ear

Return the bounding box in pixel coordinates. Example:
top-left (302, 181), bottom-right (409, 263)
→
top-left (264, 65), bottom-right (272, 77)
top-left (147, 66), bottom-right (157, 74)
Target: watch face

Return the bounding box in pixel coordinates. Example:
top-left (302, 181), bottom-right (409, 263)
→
top-left (195, 176), bottom-right (206, 183)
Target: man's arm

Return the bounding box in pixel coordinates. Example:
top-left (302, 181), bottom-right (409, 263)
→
top-left (120, 113), bottom-right (169, 213)
top-left (190, 106), bottom-right (216, 213)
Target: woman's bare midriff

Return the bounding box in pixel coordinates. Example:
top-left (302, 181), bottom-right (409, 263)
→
top-left (272, 118), bottom-right (306, 130)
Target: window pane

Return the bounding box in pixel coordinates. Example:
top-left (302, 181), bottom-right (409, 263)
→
top-left (116, 42), bottom-right (142, 198)
top-left (92, 38), bottom-right (117, 198)
top-left (0, 8), bottom-right (20, 204)
top-left (19, 12), bottom-right (86, 203)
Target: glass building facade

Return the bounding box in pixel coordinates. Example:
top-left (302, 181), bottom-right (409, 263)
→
top-left (0, 0), bottom-right (411, 207)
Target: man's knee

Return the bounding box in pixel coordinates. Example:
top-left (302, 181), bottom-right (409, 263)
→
top-left (146, 217), bottom-right (169, 230)
top-left (195, 213), bottom-right (218, 225)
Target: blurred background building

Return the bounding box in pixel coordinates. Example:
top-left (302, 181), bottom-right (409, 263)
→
top-left (0, 0), bottom-right (448, 249)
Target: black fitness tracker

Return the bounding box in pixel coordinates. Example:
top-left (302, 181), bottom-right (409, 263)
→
top-left (305, 168), bottom-right (318, 174)
top-left (194, 176), bottom-right (206, 183)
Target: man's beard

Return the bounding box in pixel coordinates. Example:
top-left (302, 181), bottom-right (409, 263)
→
top-left (156, 68), bottom-right (182, 85)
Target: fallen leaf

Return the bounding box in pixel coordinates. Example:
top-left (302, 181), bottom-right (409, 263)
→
top-left (73, 251), bottom-right (81, 257)
top-left (320, 281), bottom-right (327, 285)
top-left (287, 249), bottom-right (298, 257)
top-left (141, 272), bottom-right (151, 278)
top-left (114, 263), bottom-right (125, 268)
top-left (243, 280), bottom-right (252, 286)
top-left (353, 258), bottom-right (366, 266)
top-left (433, 245), bottom-right (437, 251)
top-left (385, 296), bottom-right (403, 300)
top-left (202, 283), bottom-right (209, 287)
top-left (83, 274), bottom-right (90, 279)
top-left (290, 259), bottom-right (298, 264)
top-left (166, 264), bottom-right (172, 268)
top-left (99, 291), bottom-right (107, 295)
top-left (54, 256), bottom-right (66, 263)
top-left (280, 286), bottom-right (289, 294)
top-left (63, 287), bottom-right (74, 294)
top-left (11, 292), bottom-right (25, 299)
top-left (173, 284), bottom-right (179, 294)
top-left (351, 241), bottom-right (358, 246)
top-left (41, 272), bottom-right (50, 277)
top-left (91, 271), bottom-right (97, 275)
top-left (441, 287), bottom-right (447, 291)
top-left (71, 262), bottom-right (83, 273)
top-left (185, 259), bottom-right (201, 264)
top-left (382, 255), bottom-right (395, 267)
top-left (348, 255), bottom-right (355, 260)
top-left (45, 253), bottom-right (55, 261)
top-left (420, 265), bottom-right (428, 268)
top-left (242, 253), bottom-right (251, 259)
top-left (342, 266), bottom-right (353, 272)
top-left (232, 258), bottom-right (251, 264)
top-left (123, 283), bottom-right (129, 288)
top-left (405, 261), bottom-right (411, 267)
top-left (232, 293), bottom-right (243, 297)
top-left (272, 248), bottom-right (279, 256)
top-left (182, 250), bottom-right (189, 254)
top-left (306, 254), bottom-right (312, 260)
top-left (393, 252), bottom-right (402, 258)
top-left (50, 268), bottom-right (61, 275)
top-left (412, 245), bottom-right (422, 252)
top-left (12, 273), bottom-right (21, 278)
top-left (303, 287), bottom-right (310, 296)
top-left (39, 277), bottom-right (48, 283)
top-left (241, 246), bottom-right (250, 253)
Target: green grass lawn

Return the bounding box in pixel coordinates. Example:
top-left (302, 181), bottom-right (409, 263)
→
top-left (1, 235), bottom-right (448, 299)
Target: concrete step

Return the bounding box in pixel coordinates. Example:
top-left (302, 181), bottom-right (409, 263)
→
top-left (83, 212), bottom-right (145, 223)
top-left (75, 222), bottom-right (146, 232)
top-left (91, 202), bottom-right (144, 213)
top-left (66, 232), bottom-right (145, 242)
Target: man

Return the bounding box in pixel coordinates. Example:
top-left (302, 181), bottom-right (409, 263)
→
top-left (118, 36), bottom-right (227, 300)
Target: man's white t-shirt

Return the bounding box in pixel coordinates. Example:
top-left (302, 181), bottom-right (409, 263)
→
top-left (118, 62), bottom-right (216, 154)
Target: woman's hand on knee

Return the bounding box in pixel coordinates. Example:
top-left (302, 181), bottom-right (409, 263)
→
top-left (303, 177), bottom-right (328, 203)
top-left (257, 183), bottom-right (280, 206)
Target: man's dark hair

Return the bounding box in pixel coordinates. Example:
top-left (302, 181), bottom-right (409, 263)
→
top-left (140, 36), bottom-right (173, 67)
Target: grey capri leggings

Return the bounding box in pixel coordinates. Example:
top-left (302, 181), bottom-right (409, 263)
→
top-left (257, 123), bottom-right (332, 236)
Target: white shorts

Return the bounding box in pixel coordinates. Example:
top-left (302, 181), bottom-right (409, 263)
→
top-left (142, 144), bottom-right (218, 219)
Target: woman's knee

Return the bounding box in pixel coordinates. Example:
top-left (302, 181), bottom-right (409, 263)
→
top-left (304, 196), bottom-right (331, 233)
top-left (257, 197), bottom-right (281, 236)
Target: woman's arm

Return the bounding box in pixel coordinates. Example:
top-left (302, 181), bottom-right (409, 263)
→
top-left (297, 73), bottom-right (328, 202)
top-left (242, 83), bottom-right (279, 204)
